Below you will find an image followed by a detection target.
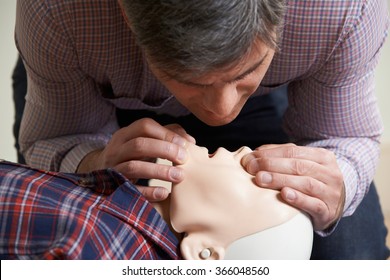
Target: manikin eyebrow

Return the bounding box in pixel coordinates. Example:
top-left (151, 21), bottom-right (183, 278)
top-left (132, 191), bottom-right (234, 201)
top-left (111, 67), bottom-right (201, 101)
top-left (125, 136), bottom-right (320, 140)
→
top-left (179, 51), bottom-right (269, 88)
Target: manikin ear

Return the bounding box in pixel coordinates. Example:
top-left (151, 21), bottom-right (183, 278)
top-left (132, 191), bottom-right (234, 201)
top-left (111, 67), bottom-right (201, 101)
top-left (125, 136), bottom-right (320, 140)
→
top-left (180, 233), bottom-right (226, 260)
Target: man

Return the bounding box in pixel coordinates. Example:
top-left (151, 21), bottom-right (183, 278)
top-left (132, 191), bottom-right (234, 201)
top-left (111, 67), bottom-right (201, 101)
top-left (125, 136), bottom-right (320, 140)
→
top-left (14, 0), bottom-right (389, 258)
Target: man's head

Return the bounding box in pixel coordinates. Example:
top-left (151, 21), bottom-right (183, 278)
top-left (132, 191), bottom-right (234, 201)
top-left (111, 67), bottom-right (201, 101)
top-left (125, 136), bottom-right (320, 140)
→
top-left (120, 0), bottom-right (286, 125)
top-left (121, 0), bottom-right (285, 76)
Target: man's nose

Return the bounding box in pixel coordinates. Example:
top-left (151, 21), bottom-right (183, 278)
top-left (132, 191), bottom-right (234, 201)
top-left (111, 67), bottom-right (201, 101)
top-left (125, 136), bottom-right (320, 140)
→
top-left (204, 84), bottom-right (239, 115)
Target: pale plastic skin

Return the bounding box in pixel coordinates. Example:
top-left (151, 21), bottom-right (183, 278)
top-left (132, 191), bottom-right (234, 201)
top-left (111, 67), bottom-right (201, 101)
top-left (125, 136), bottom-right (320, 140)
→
top-left (168, 143), bottom-right (313, 260)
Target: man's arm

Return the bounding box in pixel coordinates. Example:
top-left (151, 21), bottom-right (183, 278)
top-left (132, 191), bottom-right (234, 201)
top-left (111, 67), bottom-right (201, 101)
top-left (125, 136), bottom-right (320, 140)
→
top-left (15, 1), bottom-right (191, 198)
top-left (284, 0), bottom-right (389, 218)
top-left (15, 0), bottom-right (116, 172)
top-left (243, 0), bottom-right (389, 233)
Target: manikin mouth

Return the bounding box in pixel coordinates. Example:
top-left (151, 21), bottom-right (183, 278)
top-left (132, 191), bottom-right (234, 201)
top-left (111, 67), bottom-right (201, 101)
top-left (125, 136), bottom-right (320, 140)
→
top-left (208, 148), bottom-right (221, 158)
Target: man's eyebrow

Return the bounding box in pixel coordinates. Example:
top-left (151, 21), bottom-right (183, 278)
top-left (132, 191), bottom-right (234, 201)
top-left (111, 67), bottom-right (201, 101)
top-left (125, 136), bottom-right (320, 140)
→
top-left (180, 51), bottom-right (269, 87)
top-left (230, 52), bottom-right (269, 82)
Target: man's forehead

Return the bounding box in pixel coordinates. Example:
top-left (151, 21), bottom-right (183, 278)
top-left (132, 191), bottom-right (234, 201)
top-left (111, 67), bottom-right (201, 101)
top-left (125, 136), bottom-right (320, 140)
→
top-left (175, 49), bottom-right (270, 87)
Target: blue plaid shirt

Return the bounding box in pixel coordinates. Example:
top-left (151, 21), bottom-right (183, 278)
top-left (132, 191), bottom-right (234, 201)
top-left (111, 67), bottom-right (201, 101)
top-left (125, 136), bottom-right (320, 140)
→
top-left (0, 161), bottom-right (180, 259)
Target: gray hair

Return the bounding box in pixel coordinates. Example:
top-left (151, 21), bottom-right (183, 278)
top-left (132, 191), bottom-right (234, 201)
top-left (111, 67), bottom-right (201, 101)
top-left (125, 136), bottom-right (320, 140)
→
top-left (122, 0), bottom-right (286, 79)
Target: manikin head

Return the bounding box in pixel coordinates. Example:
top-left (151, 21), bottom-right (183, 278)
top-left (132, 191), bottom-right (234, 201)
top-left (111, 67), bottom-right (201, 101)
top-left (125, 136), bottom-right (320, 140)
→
top-left (169, 143), bottom-right (313, 260)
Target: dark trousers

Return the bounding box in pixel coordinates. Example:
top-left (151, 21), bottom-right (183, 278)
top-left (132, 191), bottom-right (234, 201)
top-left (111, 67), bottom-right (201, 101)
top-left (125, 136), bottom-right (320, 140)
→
top-left (14, 57), bottom-right (389, 259)
top-left (12, 56), bottom-right (27, 164)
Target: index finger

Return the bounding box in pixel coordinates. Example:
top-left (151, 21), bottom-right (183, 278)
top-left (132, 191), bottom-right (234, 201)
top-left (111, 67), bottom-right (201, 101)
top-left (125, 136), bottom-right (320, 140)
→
top-left (118, 118), bottom-right (189, 147)
top-left (244, 144), bottom-right (334, 165)
top-left (165, 123), bottom-right (196, 144)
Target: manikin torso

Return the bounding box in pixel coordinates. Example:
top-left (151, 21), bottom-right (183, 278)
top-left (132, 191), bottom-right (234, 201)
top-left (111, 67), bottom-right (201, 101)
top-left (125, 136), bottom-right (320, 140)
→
top-left (152, 144), bottom-right (313, 260)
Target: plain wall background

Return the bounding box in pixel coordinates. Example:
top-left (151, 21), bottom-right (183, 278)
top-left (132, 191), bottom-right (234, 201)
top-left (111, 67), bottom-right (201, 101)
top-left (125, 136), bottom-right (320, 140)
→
top-left (0, 1), bottom-right (18, 162)
top-left (1, 2), bottom-right (389, 213)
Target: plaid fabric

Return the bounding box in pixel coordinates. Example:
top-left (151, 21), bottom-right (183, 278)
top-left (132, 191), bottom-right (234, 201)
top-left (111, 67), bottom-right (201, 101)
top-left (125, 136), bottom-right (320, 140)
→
top-left (0, 161), bottom-right (180, 259)
top-left (15, 0), bottom-right (389, 216)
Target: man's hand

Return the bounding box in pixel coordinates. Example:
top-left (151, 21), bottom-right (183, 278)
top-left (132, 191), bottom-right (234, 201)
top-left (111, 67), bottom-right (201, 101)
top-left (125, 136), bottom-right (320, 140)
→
top-left (77, 118), bottom-right (195, 202)
top-left (242, 143), bottom-right (345, 231)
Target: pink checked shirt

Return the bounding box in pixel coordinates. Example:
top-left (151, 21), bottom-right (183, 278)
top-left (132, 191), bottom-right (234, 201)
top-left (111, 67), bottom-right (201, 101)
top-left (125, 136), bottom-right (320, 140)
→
top-left (15, 0), bottom-right (389, 217)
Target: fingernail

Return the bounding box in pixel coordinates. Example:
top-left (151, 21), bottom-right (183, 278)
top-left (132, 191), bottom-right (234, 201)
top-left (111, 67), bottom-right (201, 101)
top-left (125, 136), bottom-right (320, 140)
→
top-left (177, 147), bottom-right (187, 162)
top-left (285, 189), bottom-right (296, 201)
top-left (242, 154), bottom-right (255, 167)
top-left (261, 172), bottom-right (272, 184)
top-left (169, 167), bottom-right (183, 180)
top-left (172, 135), bottom-right (187, 147)
top-left (248, 159), bottom-right (260, 174)
top-left (154, 188), bottom-right (167, 200)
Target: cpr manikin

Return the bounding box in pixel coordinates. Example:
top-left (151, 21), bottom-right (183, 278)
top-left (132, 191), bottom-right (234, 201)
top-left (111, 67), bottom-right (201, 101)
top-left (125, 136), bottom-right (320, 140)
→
top-left (168, 143), bottom-right (313, 260)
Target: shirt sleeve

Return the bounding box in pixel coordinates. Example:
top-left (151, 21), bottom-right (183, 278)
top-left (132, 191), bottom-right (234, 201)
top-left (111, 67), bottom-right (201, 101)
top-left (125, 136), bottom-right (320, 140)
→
top-left (284, 0), bottom-right (389, 218)
top-left (15, 1), bottom-right (119, 172)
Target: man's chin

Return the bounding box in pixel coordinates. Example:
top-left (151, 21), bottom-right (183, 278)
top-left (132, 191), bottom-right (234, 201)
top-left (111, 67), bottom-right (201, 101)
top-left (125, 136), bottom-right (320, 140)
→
top-left (196, 113), bottom-right (238, 127)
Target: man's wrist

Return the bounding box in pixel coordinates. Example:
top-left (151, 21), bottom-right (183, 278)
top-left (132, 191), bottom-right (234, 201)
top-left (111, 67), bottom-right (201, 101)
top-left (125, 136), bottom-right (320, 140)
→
top-left (320, 181), bottom-right (346, 235)
top-left (76, 149), bottom-right (104, 173)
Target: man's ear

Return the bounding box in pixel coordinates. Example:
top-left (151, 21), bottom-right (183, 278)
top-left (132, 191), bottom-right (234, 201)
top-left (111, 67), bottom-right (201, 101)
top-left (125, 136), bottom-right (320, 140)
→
top-left (180, 233), bottom-right (226, 260)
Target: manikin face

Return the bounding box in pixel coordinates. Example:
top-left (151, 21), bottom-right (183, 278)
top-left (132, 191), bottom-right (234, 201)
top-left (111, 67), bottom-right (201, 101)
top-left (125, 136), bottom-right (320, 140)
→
top-left (170, 143), bottom-right (302, 260)
top-left (149, 40), bottom-right (275, 126)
